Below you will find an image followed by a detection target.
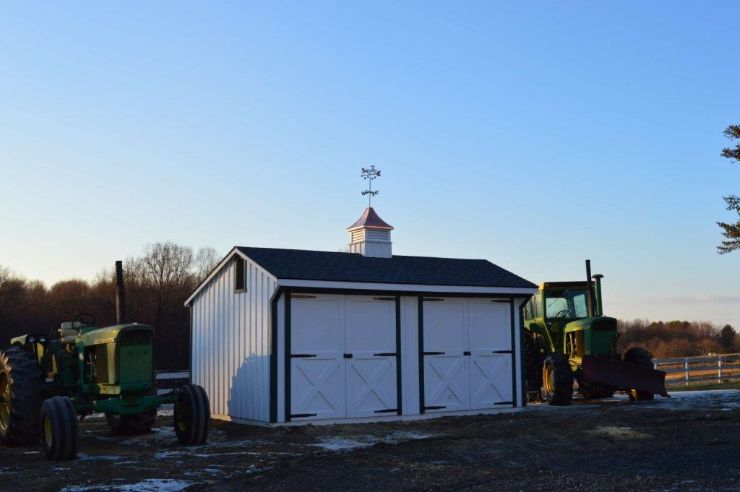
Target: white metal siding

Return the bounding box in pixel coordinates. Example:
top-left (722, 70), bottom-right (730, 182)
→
top-left (190, 256), bottom-right (277, 423)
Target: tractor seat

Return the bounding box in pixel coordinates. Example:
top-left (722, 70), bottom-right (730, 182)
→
top-left (59, 321), bottom-right (83, 343)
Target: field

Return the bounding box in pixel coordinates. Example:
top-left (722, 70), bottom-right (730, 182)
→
top-left (1, 390), bottom-right (738, 491)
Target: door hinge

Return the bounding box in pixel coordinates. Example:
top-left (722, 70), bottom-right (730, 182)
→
top-left (343, 353), bottom-right (353, 359)
top-left (424, 405), bottom-right (446, 410)
top-left (493, 401), bottom-right (514, 406)
top-left (290, 413), bottom-right (317, 418)
top-left (291, 353), bottom-right (317, 358)
top-left (373, 352), bottom-right (397, 357)
top-left (291, 294), bottom-right (317, 299)
top-left (492, 350), bottom-right (512, 354)
top-left (374, 408), bottom-right (398, 414)
top-left (373, 297), bottom-right (395, 301)
top-left (463, 351), bottom-right (471, 356)
top-left (423, 351), bottom-right (445, 356)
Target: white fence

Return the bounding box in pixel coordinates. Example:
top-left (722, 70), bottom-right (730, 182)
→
top-left (653, 353), bottom-right (740, 386)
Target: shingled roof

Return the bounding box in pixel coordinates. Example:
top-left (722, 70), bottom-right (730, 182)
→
top-left (236, 246), bottom-right (536, 289)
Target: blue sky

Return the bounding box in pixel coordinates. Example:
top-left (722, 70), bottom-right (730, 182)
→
top-left (0, 1), bottom-right (738, 327)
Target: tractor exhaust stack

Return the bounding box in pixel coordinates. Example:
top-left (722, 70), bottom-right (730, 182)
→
top-left (115, 260), bottom-right (126, 324)
top-left (585, 259), bottom-right (594, 318)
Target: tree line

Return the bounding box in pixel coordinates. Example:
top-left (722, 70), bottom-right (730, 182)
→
top-left (2, 245), bottom-right (737, 367)
top-left (0, 242), bottom-right (219, 370)
top-left (618, 319), bottom-right (738, 358)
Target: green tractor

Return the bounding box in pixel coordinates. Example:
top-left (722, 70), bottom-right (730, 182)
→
top-left (523, 260), bottom-right (668, 405)
top-left (0, 263), bottom-right (209, 460)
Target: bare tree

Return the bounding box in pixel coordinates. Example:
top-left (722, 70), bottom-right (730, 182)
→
top-left (194, 247), bottom-right (220, 281)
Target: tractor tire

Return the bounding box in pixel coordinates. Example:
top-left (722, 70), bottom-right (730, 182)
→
top-left (524, 333), bottom-right (544, 399)
top-left (0, 346), bottom-right (46, 445)
top-left (174, 384), bottom-right (209, 445)
top-left (623, 347), bottom-right (655, 401)
top-left (105, 408), bottom-right (157, 436)
top-left (40, 396), bottom-right (78, 461)
top-left (542, 353), bottom-right (573, 406)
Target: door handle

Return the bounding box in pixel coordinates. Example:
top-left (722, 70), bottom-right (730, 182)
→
top-left (343, 353), bottom-right (353, 359)
top-left (463, 351), bottom-right (471, 356)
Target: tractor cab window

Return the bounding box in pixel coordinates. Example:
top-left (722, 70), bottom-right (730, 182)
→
top-left (545, 289), bottom-right (588, 319)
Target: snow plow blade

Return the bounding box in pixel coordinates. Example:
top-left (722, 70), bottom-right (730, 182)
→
top-left (582, 355), bottom-right (669, 396)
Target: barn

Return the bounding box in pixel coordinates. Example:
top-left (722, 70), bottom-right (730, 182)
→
top-left (185, 208), bottom-right (537, 424)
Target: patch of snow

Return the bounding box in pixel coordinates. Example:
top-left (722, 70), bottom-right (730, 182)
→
top-left (589, 426), bottom-right (650, 440)
top-left (62, 479), bottom-right (193, 492)
top-left (77, 453), bottom-right (122, 462)
top-left (312, 430), bottom-right (437, 452)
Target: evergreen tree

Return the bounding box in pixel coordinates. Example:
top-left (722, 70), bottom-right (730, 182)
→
top-left (717, 124), bottom-right (740, 253)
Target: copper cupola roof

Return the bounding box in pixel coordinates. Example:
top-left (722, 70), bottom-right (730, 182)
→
top-left (347, 207), bottom-right (394, 231)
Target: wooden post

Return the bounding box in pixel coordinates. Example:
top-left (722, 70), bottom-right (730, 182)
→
top-left (718, 355), bottom-right (723, 383)
top-left (115, 260), bottom-right (126, 324)
top-left (684, 358), bottom-right (689, 386)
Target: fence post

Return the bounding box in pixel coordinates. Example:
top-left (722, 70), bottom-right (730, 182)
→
top-left (684, 358), bottom-right (689, 386)
top-left (718, 355), bottom-right (723, 383)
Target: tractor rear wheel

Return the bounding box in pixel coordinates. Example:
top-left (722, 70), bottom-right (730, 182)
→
top-left (105, 408), bottom-right (157, 436)
top-left (623, 347), bottom-right (655, 401)
top-left (0, 346), bottom-right (45, 445)
top-left (174, 384), bottom-right (209, 445)
top-left (40, 396), bottom-right (78, 461)
top-left (542, 353), bottom-right (573, 406)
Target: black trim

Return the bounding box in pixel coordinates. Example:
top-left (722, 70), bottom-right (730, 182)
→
top-left (494, 401), bottom-right (514, 406)
top-left (424, 405), bottom-right (446, 410)
top-left (423, 351), bottom-right (445, 356)
top-left (417, 296), bottom-right (425, 414)
top-left (493, 350), bottom-right (512, 354)
top-left (395, 296), bottom-right (402, 416)
top-left (290, 413), bottom-right (316, 419)
top-left (292, 353), bottom-right (317, 358)
top-left (269, 287), bottom-right (282, 423)
top-left (510, 300), bottom-right (517, 408)
top-left (343, 353), bottom-right (353, 359)
top-left (374, 352), bottom-right (397, 357)
top-left (517, 297), bottom-right (530, 408)
top-left (284, 292), bottom-right (292, 423)
top-left (375, 408), bottom-right (398, 414)
top-left (282, 286), bottom-right (528, 299)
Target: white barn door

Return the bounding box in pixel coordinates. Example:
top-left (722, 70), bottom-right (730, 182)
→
top-left (290, 296), bottom-right (346, 420)
top-left (290, 294), bottom-right (397, 421)
top-left (423, 298), bottom-right (513, 413)
top-left (345, 297), bottom-right (397, 417)
top-left (468, 300), bottom-right (513, 409)
top-left (423, 299), bottom-right (470, 413)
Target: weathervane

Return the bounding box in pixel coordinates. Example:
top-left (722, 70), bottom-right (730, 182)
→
top-left (361, 165), bottom-right (381, 207)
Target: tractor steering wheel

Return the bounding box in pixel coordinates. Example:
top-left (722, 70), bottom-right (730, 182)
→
top-left (554, 309), bottom-right (570, 318)
top-left (74, 313), bottom-right (97, 327)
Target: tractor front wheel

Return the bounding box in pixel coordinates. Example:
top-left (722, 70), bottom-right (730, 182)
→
top-left (105, 409), bottom-right (156, 436)
top-left (174, 384), bottom-right (209, 445)
top-left (542, 353), bottom-right (573, 406)
top-left (40, 396), bottom-right (78, 461)
top-left (623, 347), bottom-right (655, 401)
top-left (0, 346), bottom-right (45, 445)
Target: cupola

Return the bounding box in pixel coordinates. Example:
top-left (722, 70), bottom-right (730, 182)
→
top-left (347, 207), bottom-right (393, 258)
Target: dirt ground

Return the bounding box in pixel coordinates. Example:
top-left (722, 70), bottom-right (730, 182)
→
top-left (1, 390), bottom-right (738, 491)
